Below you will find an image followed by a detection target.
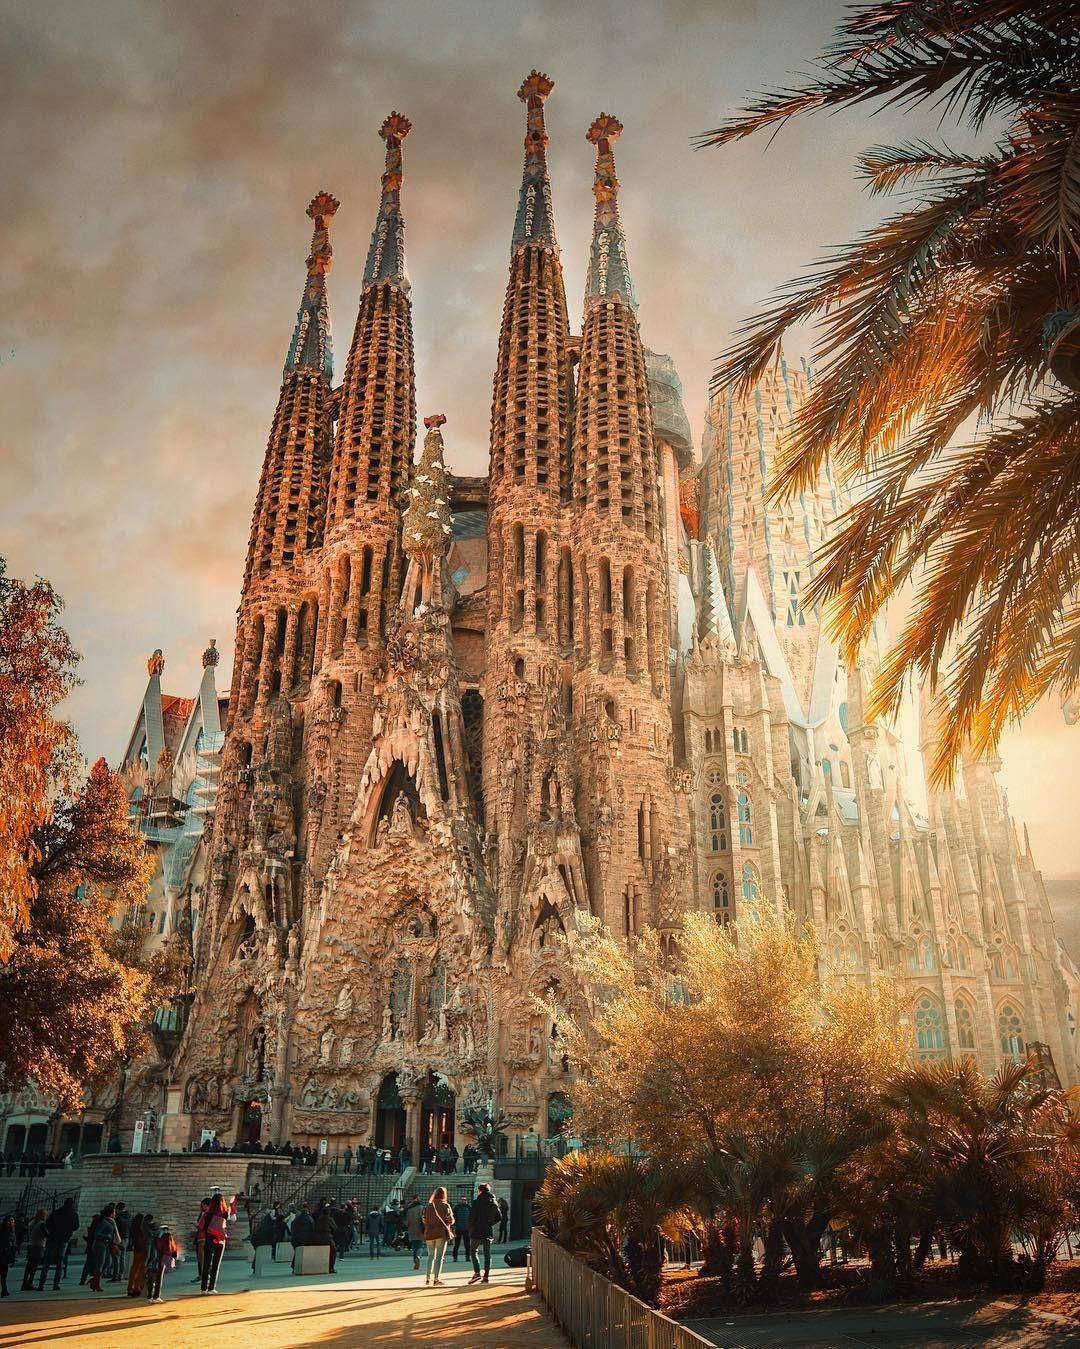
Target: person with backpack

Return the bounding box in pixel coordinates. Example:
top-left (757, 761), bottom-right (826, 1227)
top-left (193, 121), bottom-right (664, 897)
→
top-left (145, 1224), bottom-right (177, 1303)
top-left (197, 1193), bottom-right (229, 1293)
top-left (38, 1197), bottom-right (79, 1291)
top-left (88, 1204), bottom-right (120, 1293)
top-left (20, 1208), bottom-right (48, 1291)
top-left (467, 1183), bottom-right (503, 1285)
top-left (404, 1193), bottom-right (425, 1269)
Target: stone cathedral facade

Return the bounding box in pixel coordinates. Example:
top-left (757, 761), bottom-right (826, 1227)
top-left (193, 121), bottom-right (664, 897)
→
top-left (146, 75), bottom-right (1077, 1157)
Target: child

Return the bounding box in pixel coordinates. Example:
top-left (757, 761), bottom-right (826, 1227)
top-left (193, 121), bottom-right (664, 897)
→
top-left (146, 1225), bottom-right (178, 1304)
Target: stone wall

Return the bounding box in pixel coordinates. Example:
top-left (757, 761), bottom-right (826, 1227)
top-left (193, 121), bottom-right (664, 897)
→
top-left (75, 1154), bottom-right (291, 1257)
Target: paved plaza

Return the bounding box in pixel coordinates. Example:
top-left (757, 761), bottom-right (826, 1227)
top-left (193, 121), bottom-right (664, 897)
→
top-left (0, 1247), bottom-right (566, 1348)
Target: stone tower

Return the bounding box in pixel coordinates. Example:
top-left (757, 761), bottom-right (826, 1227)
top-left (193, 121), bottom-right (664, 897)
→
top-left (482, 73), bottom-right (584, 957)
top-left (310, 112), bottom-right (417, 879)
top-left (203, 191), bottom-right (339, 964)
top-left (567, 114), bottom-right (688, 937)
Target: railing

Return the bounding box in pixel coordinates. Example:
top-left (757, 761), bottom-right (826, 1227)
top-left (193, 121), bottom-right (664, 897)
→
top-left (15, 1180), bottom-right (83, 1219)
top-left (530, 1229), bottom-right (713, 1349)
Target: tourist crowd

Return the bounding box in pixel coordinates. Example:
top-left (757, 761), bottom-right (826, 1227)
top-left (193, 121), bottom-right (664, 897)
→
top-left (0, 1182), bottom-right (513, 1301)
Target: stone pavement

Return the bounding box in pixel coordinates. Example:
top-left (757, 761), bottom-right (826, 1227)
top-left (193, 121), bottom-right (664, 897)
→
top-left (686, 1296), bottom-right (1080, 1347)
top-left (0, 1246), bottom-right (566, 1348)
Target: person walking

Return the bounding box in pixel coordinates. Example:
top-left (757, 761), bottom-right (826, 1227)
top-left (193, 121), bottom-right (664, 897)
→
top-left (79, 1212), bottom-right (101, 1285)
top-left (421, 1186), bottom-right (454, 1287)
top-left (365, 1207), bottom-right (382, 1259)
top-left (88, 1205), bottom-right (120, 1294)
top-left (198, 1194), bottom-right (229, 1293)
top-left (496, 1195), bottom-right (509, 1243)
top-left (467, 1183), bottom-right (502, 1285)
top-left (20, 1208), bottom-right (47, 1291)
top-left (398, 1143), bottom-right (411, 1173)
top-left (404, 1193), bottom-right (425, 1270)
top-left (38, 1197), bottom-right (79, 1291)
top-left (145, 1225), bottom-right (177, 1303)
top-left (0, 1215), bottom-right (15, 1297)
top-left (451, 1196), bottom-right (471, 1263)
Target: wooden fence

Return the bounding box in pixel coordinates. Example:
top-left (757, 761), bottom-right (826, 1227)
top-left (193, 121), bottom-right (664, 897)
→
top-left (530, 1228), bottom-right (714, 1349)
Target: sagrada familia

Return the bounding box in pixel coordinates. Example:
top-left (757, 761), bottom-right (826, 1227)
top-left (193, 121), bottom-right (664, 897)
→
top-left (28, 73), bottom-right (1072, 1164)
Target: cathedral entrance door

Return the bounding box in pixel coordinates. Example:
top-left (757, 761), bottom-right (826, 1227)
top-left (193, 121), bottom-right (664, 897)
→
top-left (420, 1072), bottom-right (455, 1159)
top-left (375, 1072), bottom-right (406, 1151)
top-left (240, 1099), bottom-right (263, 1144)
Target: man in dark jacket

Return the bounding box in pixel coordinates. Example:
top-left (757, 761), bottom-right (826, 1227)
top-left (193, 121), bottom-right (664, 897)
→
top-left (497, 1195), bottom-right (509, 1243)
top-left (313, 1203), bottom-right (338, 1273)
top-left (288, 1203), bottom-right (314, 1263)
top-left (38, 1198), bottom-right (79, 1290)
top-left (467, 1184), bottom-right (503, 1284)
top-left (451, 1197), bottom-right (471, 1262)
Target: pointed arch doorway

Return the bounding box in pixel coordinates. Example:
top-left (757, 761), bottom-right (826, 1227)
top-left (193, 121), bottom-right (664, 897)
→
top-left (375, 1071), bottom-right (406, 1151)
top-left (420, 1071), bottom-right (455, 1158)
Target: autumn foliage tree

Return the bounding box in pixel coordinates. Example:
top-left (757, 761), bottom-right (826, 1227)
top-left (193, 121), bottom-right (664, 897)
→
top-left (0, 558), bottom-right (79, 960)
top-left (546, 910), bottom-right (908, 1297)
top-left (0, 557), bottom-right (163, 1108)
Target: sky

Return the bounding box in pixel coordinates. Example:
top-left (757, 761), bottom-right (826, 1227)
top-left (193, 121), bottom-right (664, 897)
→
top-left (1, 0), bottom-right (1077, 880)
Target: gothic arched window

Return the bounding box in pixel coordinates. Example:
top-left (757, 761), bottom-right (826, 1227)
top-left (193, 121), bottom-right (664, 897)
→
top-left (709, 793), bottom-right (728, 852)
top-left (741, 863), bottom-right (760, 911)
top-left (711, 871), bottom-right (730, 925)
top-left (915, 996), bottom-right (946, 1058)
top-left (737, 793), bottom-right (752, 847)
top-left (998, 1003), bottom-right (1024, 1062)
top-left (955, 999), bottom-right (977, 1054)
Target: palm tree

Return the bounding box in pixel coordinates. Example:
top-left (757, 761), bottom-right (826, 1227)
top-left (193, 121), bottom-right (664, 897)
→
top-left (535, 1148), bottom-right (694, 1306)
top-left (882, 1057), bottom-right (1077, 1287)
top-left (701, 1), bottom-right (1080, 782)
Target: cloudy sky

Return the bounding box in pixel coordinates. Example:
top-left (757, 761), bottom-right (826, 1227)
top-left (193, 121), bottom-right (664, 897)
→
top-left (2, 0), bottom-right (1076, 878)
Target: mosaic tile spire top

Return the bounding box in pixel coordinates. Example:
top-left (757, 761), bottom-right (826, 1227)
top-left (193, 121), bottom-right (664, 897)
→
top-left (362, 112), bottom-right (411, 289)
top-left (585, 113), bottom-right (637, 311)
top-left (512, 71), bottom-right (557, 250)
top-left (283, 191), bottom-right (338, 382)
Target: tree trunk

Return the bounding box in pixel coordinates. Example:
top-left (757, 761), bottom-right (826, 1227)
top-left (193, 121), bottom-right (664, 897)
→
top-left (781, 1217), bottom-right (823, 1290)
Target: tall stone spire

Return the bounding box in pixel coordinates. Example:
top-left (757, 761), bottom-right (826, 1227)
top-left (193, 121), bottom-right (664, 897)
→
top-left (328, 113), bottom-right (416, 525)
top-left (363, 112), bottom-right (411, 288)
top-left (584, 114), bottom-right (636, 310)
top-left (512, 71), bottom-right (557, 250)
top-left (283, 191), bottom-right (339, 381)
top-left (244, 192), bottom-right (339, 590)
top-left (571, 115), bottom-right (658, 538)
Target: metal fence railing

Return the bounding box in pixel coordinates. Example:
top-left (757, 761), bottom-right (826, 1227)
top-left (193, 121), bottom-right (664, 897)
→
top-left (530, 1228), bottom-right (714, 1349)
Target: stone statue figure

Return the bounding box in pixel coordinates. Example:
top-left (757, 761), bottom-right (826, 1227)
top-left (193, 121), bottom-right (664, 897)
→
top-left (389, 791), bottom-right (414, 837)
top-left (319, 1028), bottom-right (335, 1063)
top-left (301, 1079), bottom-right (319, 1109)
top-left (381, 1005), bottom-right (393, 1041)
top-left (336, 985), bottom-right (353, 1015)
top-left (246, 1026), bottom-right (267, 1083)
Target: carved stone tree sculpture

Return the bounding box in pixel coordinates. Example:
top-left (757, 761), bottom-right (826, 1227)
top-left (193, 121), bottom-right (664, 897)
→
top-left (460, 1097), bottom-right (511, 1160)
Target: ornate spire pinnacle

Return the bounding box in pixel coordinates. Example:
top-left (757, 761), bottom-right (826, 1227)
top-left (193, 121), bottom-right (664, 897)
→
top-left (512, 71), bottom-right (557, 249)
top-left (585, 113), bottom-right (636, 311)
top-left (283, 191), bottom-right (339, 382)
top-left (202, 637), bottom-right (219, 669)
top-left (363, 112), bottom-right (412, 289)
